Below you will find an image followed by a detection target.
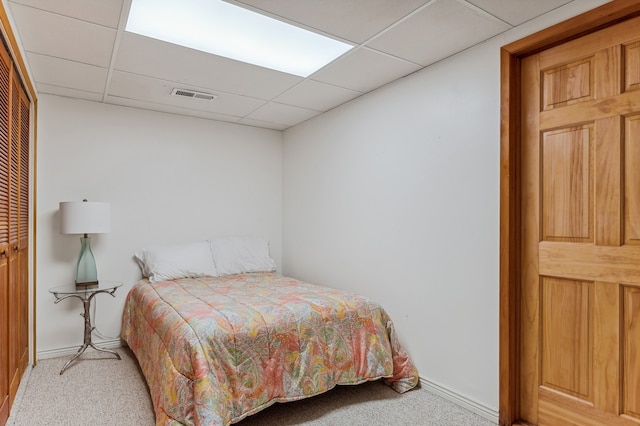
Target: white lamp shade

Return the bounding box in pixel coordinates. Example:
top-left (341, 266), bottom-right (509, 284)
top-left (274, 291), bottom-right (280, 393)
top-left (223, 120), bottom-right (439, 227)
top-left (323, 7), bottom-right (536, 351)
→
top-left (59, 201), bottom-right (111, 234)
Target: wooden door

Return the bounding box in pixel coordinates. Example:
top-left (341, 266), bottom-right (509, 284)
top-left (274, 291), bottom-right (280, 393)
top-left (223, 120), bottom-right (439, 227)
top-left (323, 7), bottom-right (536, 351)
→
top-left (6, 70), bottom-right (28, 407)
top-left (0, 31), bottom-right (11, 426)
top-left (17, 80), bottom-right (29, 386)
top-left (0, 4), bottom-right (33, 426)
top-left (518, 13), bottom-right (640, 426)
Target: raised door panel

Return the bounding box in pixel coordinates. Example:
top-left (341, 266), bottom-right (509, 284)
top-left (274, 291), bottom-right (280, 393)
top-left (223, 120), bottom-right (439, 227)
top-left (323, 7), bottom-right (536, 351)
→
top-left (540, 277), bottom-right (592, 400)
top-left (625, 115), bottom-right (640, 244)
top-left (542, 57), bottom-right (593, 110)
top-left (624, 41), bottom-right (640, 92)
top-left (541, 125), bottom-right (593, 242)
top-left (623, 286), bottom-right (640, 419)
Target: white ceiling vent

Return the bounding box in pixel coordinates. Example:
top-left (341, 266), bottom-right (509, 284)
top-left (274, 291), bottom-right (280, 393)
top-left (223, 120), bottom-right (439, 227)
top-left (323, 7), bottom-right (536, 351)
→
top-left (171, 88), bottom-right (218, 101)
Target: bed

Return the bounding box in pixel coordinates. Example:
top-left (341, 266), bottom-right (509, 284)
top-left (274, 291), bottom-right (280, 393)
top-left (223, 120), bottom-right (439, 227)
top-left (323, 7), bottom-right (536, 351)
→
top-left (121, 239), bottom-right (419, 425)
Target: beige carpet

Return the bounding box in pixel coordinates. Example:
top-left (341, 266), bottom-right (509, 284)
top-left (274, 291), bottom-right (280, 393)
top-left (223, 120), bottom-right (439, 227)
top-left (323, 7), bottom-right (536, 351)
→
top-left (7, 347), bottom-right (495, 425)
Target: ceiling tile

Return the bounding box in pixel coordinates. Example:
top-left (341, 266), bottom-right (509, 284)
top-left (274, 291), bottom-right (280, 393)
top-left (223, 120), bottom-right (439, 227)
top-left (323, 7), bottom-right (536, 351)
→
top-left (237, 118), bottom-right (289, 131)
top-left (108, 71), bottom-right (268, 117)
top-left (115, 33), bottom-right (303, 100)
top-left (26, 53), bottom-right (108, 93)
top-left (9, 3), bottom-right (116, 67)
top-left (8, 0), bottom-right (124, 28)
top-left (246, 102), bottom-right (321, 127)
top-left (368, 0), bottom-right (511, 66)
top-left (274, 80), bottom-right (362, 112)
top-left (104, 96), bottom-right (243, 124)
top-left (231, 0), bottom-right (431, 44)
top-left (35, 83), bottom-right (104, 102)
top-left (312, 47), bottom-right (421, 93)
top-left (465, 0), bottom-right (573, 26)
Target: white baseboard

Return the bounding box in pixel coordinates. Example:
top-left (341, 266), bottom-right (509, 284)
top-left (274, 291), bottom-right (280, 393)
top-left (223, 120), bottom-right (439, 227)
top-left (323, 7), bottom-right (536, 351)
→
top-left (37, 338), bottom-right (123, 360)
top-left (419, 377), bottom-right (499, 424)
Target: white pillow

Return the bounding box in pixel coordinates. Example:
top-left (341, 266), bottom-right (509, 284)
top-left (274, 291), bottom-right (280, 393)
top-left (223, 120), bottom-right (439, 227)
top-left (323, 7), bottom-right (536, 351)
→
top-left (210, 236), bottom-right (276, 276)
top-left (134, 241), bottom-right (218, 282)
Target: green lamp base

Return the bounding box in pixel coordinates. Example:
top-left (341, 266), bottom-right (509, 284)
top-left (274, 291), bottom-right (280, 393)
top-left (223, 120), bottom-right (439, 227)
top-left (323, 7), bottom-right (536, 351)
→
top-left (76, 235), bottom-right (99, 288)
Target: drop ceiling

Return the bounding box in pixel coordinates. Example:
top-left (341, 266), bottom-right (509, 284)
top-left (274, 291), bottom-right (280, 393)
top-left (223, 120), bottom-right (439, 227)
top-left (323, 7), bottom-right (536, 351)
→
top-left (8, 0), bottom-right (575, 130)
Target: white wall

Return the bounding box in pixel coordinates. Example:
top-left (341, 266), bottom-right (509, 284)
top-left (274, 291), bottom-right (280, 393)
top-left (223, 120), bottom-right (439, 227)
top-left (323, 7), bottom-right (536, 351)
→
top-left (282, 0), bottom-right (610, 417)
top-left (36, 95), bottom-right (282, 355)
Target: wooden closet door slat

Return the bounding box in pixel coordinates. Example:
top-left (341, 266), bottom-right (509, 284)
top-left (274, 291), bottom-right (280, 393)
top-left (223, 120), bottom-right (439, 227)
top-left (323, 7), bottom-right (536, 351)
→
top-left (0, 38), bottom-right (12, 426)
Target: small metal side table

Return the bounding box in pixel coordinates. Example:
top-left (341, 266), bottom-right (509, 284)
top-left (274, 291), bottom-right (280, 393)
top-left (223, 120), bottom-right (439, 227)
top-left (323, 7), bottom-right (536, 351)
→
top-left (49, 281), bottom-right (123, 375)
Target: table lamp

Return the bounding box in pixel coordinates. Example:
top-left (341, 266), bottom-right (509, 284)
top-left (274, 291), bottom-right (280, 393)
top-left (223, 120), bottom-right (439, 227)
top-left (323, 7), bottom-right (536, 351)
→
top-left (59, 199), bottom-right (111, 287)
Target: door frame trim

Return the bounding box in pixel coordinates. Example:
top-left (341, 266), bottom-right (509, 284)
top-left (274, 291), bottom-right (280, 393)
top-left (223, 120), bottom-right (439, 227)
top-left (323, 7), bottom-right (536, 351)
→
top-left (499, 1), bottom-right (640, 424)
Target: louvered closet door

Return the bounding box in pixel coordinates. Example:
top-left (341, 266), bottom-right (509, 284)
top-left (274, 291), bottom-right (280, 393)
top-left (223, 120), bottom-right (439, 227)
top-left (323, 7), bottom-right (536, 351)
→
top-left (519, 15), bottom-right (640, 425)
top-left (0, 36), bottom-right (10, 426)
top-left (6, 69), bottom-right (27, 406)
top-left (17, 84), bottom-right (28, 380)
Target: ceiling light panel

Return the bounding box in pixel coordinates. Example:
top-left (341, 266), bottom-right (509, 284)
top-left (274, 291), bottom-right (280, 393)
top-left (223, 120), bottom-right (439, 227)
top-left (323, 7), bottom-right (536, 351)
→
top-left (126, 0), bottom-right (354, 77)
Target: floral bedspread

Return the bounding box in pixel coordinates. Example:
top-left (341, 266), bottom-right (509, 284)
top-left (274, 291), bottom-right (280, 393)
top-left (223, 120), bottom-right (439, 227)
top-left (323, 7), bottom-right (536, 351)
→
top-left (121, 273), bottom-right (419, 425)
